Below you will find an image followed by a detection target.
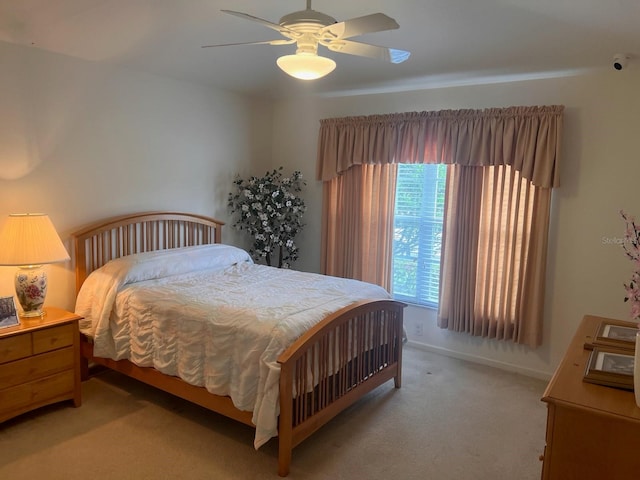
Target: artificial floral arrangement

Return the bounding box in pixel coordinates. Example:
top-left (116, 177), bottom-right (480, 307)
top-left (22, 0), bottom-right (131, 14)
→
top-left (228, 167), bottom-right (306, 268)
top-left (620, 210), bottom-right (640, 325)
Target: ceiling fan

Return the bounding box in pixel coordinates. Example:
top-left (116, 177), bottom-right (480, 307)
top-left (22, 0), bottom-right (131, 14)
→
top-left (202, 0), bottom-right (410, 80)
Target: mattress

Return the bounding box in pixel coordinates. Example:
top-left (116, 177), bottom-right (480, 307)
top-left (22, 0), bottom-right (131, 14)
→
top-left (74, 244), bottom-right (390, 448)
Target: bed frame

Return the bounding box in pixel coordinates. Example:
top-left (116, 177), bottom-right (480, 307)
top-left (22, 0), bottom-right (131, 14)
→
top-left (71, 211), bottom-right (404, 476)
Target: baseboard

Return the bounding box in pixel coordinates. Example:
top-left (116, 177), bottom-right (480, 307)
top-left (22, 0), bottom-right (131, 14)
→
top-left (405, 340), bottom-right (552, 381)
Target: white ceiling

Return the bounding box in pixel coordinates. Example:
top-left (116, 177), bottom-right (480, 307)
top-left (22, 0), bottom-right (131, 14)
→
top-left (1, 0), bottom-right (639, 98)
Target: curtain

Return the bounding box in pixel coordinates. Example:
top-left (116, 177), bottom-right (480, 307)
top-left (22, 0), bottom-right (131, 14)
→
top-left (437, 164), bottom-right (551, 346)
top-left (317, 106), bottom-right (563, 188)
top-left (318, 105), bottom-right (563, 347)
top-left (321, 163), bottom-right (397, 291)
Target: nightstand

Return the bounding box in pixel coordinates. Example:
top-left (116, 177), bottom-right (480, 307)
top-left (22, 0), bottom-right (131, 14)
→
top-left (0, 307), bottom-right (82, 423)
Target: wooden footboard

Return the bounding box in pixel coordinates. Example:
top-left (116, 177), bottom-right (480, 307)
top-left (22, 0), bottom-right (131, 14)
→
top-left (277, 299), bottom-right (405, 477)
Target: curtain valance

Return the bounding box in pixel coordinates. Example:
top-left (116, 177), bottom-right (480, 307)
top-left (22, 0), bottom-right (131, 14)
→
top-left (316, 105), bottom-right (564, 188)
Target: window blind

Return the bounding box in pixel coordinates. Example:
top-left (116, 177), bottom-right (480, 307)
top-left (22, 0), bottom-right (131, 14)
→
top-left (392, 163), bottom-right (446, 307)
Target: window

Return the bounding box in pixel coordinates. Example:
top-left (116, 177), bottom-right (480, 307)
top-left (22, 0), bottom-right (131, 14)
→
top-left (392, 163), bottom-right (446, 307)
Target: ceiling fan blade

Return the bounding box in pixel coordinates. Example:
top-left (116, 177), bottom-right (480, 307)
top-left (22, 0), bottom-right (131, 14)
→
top-left (221, 10), bottom-right (297, 36)
top-left (202, 39), bottom-right (294, 48)
top-left (320, 13), bottom-right (399, 40)
top-left (326, 39), bottom-right (410, 64)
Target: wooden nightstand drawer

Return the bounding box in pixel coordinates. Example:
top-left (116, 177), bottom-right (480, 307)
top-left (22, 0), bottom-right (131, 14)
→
top-left (0, 334), bottom-right (31, 364)
top-left (0, 370), bottom-right (75, 420)
top-left (0, 347), bottom-right (74, 389)
top-left (33, 323), bottom-right (74, 354)
top-left (0, 308), bottom-right (82, 422)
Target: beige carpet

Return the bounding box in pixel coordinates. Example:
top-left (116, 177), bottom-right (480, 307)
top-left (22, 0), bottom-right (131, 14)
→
top-left (0, 346), bottom-right (547, 480)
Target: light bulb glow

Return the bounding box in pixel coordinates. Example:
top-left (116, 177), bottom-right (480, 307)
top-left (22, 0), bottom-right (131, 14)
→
top-left (276, 53), bottom-right (336, 80)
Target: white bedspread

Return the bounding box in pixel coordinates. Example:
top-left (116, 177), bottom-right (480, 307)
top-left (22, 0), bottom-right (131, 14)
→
top-left (74, 244), bottom-right (389, 448)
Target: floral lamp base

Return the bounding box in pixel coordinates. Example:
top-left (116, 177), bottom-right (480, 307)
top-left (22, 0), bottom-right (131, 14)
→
top-left (15, 265), bottom-right (47, 317)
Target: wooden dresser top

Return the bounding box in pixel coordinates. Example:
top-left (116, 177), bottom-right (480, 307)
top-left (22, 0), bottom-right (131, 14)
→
top-left (0, 307), bottom-right (81, 339)
top-left (542, 314), bottom-right (640, 422)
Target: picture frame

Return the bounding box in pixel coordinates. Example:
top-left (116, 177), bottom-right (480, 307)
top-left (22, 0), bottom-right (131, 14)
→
top-left (0, 295), bottom-right (19, 329)
top-left (583, 346), bottom-right (635, 390)
top-left (589, 319), bottom-right (638, 352)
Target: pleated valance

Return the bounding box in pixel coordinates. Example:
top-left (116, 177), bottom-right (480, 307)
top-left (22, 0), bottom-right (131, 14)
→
top-left (316, 105), bottom-right (564, 188)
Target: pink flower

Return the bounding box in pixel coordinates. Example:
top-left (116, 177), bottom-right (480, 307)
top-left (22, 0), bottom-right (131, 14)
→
top-left (621, 210), bottom-right (640, 327)
top-left (24, 284), bottom-right (42, 299)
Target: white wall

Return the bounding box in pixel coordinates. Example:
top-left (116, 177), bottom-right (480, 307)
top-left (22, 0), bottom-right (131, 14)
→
top-left (0, 41), bottom-right (272, 311)
top-left (271, 68), bottom-right (640, 379)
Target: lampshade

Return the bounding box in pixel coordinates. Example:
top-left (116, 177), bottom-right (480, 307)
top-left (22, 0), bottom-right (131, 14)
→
top-left (0, 214), bottom-right (69, 318)
top-left (276, 53), bottom-right (336, 80)
top-left (0, 213), bottom-right (69, 266)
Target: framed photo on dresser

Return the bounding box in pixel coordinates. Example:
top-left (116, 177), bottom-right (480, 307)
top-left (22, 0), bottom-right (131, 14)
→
top-left (583, 346), bottom-right (635, 390)
top-left (590, 319), bottom-right (638, 352)
top-left (0, 296), bottom-right (19, 329)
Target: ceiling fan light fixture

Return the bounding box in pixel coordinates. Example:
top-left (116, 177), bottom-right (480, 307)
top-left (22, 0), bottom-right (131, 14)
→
top-left (276, 53), bottom-right (336, 80)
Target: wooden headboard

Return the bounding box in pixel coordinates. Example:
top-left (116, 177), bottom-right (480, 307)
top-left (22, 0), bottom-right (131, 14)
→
top-left (71, 211), bottom-right (224, 294)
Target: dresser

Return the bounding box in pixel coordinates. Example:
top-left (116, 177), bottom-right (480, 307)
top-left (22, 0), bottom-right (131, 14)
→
top-left (541, 315), bottom-right (640, 479)
top-left (0, 307), bottom-right (82, 422)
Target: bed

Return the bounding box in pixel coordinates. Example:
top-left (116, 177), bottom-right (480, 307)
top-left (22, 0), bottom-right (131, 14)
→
top-left (72, 211), bottom-right (405, 476)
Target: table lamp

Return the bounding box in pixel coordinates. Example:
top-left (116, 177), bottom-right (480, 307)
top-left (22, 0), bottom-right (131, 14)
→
top-left (0, 214), bottom-right (70, 317)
